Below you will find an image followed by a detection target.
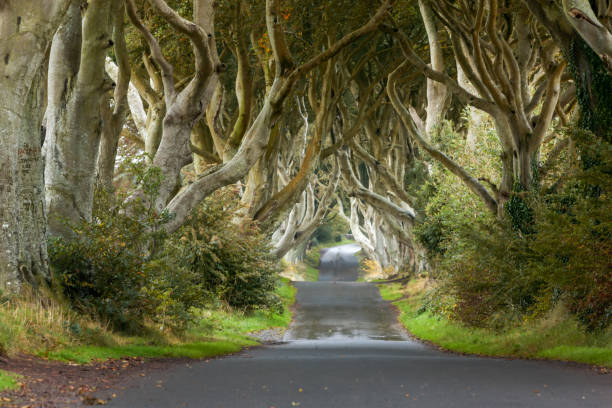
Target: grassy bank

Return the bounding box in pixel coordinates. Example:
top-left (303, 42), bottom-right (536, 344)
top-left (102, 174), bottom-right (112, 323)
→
top-left (0, 279), bottom-right (296, 372)
top-left (379, 279), bottom-right (612, 368)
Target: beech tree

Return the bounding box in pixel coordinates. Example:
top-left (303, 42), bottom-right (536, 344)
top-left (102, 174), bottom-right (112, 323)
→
top-left (44, 0), bottom-right (118, 238)
top-left (0, 0), bottom-right (72, 289)
top-left (386, 0), bottom-right (573, 215)
top-left (1, 0), bottom-right (608, 292)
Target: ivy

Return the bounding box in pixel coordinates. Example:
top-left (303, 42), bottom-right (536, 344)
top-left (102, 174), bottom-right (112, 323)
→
top-left (567, 37), bottom-right (612, 143)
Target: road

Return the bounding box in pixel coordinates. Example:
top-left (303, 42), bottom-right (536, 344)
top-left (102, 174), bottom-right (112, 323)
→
top-left (109, 244), bottom-right (612, 407)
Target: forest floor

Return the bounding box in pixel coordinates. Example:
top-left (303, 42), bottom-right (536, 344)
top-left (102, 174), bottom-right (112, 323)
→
top-left (0, 280), bottom-right (296, 407)
top-left (378, 279), bottom-right (612, 369)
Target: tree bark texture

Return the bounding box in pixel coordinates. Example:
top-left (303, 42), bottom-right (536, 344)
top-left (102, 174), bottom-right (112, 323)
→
top-left (0, 0), bottom-right (71, 290)
top-left (44, 0), bottom-right (115, 238)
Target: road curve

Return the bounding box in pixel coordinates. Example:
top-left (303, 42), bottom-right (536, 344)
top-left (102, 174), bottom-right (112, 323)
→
top-left (109, 244), bottom-right (612, 408)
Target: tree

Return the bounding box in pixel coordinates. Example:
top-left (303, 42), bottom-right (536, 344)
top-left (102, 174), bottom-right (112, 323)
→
top-left (0, 0), bottom-right (72, 290)
top-left (44, 0), bottom-right (117, 238)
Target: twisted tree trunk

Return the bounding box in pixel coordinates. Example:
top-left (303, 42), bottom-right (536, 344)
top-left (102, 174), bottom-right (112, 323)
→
top-left (0, 0), bottom-right (71, 290)
top-left (44, 0), bottom-right (115, 238)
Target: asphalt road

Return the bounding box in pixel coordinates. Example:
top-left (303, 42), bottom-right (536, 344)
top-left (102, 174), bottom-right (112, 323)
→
top-left (109, 244), bottom-right (612, 408)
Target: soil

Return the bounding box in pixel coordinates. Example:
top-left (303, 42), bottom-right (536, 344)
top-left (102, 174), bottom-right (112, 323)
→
top-left (0, 355), bottom-right (190, 407)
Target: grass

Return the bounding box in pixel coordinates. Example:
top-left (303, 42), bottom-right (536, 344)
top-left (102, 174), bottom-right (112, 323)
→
top-left (379, 279), bottom-right (612, 368)
top-left (0, 279), bottom-right (296, 365)
top-left (281, 262), bottom-right (319, 282)
top-left (43, 341), bottom-right (252, 365)
top-left (0, 370), bottom-right (21, 392)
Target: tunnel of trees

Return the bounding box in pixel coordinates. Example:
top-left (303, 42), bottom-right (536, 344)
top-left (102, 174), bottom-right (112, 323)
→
top-left (0, 0), bottom-right (610, 334)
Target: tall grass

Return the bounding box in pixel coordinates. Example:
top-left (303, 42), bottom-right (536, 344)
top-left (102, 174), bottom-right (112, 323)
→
top-left (0, 293), bottom-right (83, 355)
top-left (379, 280), bottom-right (612, 367)
top-left (0, 279), bottom-right (296, 364)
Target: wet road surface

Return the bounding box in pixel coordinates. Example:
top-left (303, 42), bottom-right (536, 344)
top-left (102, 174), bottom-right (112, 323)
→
top-left (109, 244), bottom-right (612, 407)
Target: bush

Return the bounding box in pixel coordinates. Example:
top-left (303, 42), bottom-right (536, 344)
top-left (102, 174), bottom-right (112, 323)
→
top-left (428, 131), bottom-right (612, 330)
top-left (170, 188), bottom-right (282, 312)
top-left (49, 163), bottom-right (205, 332)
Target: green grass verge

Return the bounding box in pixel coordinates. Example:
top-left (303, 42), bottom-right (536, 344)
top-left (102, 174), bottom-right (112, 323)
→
top-left (304, 265), bottom-right (319, 282)
top-left (43, 340), bottom-right (253, 365)
top-left (0, 370), bottom-right (21, 392)
top-left (379, 281), bottom-right (612, 368)
top-left (43, 279), bottom-right (296, 364)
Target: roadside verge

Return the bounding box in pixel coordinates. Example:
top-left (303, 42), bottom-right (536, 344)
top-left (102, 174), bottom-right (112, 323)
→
top-left (379, 279), bottom-right (612, 369)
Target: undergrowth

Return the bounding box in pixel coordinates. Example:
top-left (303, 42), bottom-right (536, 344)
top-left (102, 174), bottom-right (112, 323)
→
top-left (379, 280), bottom-right (612, 367)
top-left (0, 279), bottom-right (295, 364)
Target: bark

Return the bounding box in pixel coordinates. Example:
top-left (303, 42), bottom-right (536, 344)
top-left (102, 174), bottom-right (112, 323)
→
top-left (347, 199), bottom-right (375, 256)
top-left (562, 0), bottom-right (612, 71)
top-left (523, 0), bottom-right (612, 140)
top-left (191, 120), bottom-right (220, 174)
top-left (272, 164), bottom-right (340, 259)
top-left (223, 4), bottom-right (254, 162)
top-left (456, 56), bottom-right (485, 151)
top-left (0, 0), bottom-right (71, 289)
top-left (44, 0), bottom-right (115, 238)
top-left (162, 0), bottom-right (392, 233)
top-left (387, 62), bottom-right (499, 215)
top-left (338, 151), bottom-right (416, 224)
top-left (98, 2), bottom-right (131, 189)
top-left (399, 2), bottom-right (570, 196)
top-left (253, 61), bottom-right (334, 230)
top-left (127, 0), bottom-right (219, 211)
top-left (419, 0), bottom-right (448, 135)
top-left (105, 59), bottom-right (147, 140)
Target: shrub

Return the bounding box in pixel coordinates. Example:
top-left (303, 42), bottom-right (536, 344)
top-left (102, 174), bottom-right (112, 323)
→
top-left (428, 131), bottom-right (612, 330)
top-left (170, 188), bottom-right (282, 312)
top-left (49, 163), bottom-right (205, 332)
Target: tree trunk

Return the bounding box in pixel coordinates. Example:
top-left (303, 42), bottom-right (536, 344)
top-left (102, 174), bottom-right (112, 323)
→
top-left (97, 2), bottom-right (131, 189)
top-left (0, 0), bottom-right (71, 290)
top-left (568, 35), bottom-right (612, 141)
top-left (419, 0), bottom-right (448, 135)
top-left (44, 0), bottom-right (114, 238)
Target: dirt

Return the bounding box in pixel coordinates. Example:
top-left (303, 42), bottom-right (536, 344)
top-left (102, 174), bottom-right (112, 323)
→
top-left (0, 355), bottom-right (190, 407)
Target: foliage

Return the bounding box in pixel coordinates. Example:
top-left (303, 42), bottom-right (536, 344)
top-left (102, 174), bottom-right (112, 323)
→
top-left (360, 258), bottom-right (394, 281)
top-left (312, 211), bottom-right (349, 244)
top-left (422, 129), bottom-right (612, 330)
top-left (380, 280), bottom-right (612, 368)
top-left (171, 188), bottom-right (282, 312)
top-left (567, 37), bottom-right (612, 141)
top-left (49, 162), bottom-right (204, 332)
top-left (44, 279), bottom-right (295, 364)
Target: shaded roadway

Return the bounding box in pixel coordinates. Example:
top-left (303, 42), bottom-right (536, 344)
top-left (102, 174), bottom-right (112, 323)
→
top-left (109, 244), bottom-right (612, 407)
